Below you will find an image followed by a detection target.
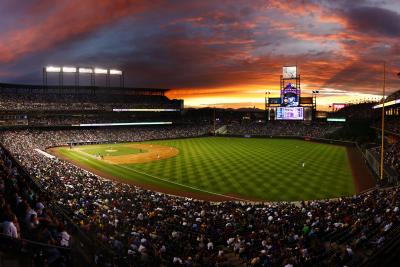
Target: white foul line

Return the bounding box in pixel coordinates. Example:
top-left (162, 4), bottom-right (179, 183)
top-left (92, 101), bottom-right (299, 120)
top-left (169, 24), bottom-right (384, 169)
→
top-left (71, 146), bottom-right (250, 201)
top-left (115, 164), bottom-right (250, 202)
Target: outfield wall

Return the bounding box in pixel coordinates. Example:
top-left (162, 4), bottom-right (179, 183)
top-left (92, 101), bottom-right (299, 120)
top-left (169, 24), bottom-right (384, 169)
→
top-left (217, 134), bottom-right (356, 147)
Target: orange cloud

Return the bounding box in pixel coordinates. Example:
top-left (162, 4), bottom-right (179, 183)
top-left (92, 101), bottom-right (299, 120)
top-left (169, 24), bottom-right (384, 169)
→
top-left (0, 0), bottom-right (157, 63)
top-left (1, 0), bottom-right (398, 110)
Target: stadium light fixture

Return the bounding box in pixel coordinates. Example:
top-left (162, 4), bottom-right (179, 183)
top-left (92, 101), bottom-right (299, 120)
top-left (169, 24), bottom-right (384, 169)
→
top-left (45, 66), bottom-right (61, 72)
top-left (79, 67), bottom-right (93, 74)
top-left (94, 68), bottom-right (108, 74)
top-left (109, 69), bottom-right (122, 75)
top-left (62, 66), bottom-right (77, 73)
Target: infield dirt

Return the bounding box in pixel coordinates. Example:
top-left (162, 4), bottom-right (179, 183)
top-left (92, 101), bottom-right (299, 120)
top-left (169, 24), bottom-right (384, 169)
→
top-left (79, 143), bottom-right (179, 164)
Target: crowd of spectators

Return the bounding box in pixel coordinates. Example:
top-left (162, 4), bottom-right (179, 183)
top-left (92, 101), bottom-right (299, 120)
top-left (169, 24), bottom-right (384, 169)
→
top-left (0, 113), bottom-right (182, 127)
top-left (378, 119), bottom-right (400, 134)
top-left (0, 93), bottom-right (179, 111)
top-left (0, 146), bottom-right (71, 265)
top-left (385, 143), bottom-right (400, 174)
top-left (371, 110), bottom-right (400, 134)
top-left (227, 122), bottom-right (341, 138)
top-left (371, 143), bottom-right (400, 175)
top-left (0, 125), bottom-right (399, 266)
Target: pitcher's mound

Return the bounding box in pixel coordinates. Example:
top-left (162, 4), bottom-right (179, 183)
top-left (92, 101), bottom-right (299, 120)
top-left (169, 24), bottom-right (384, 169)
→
top-left (104, 144), bottom-right (179, 164)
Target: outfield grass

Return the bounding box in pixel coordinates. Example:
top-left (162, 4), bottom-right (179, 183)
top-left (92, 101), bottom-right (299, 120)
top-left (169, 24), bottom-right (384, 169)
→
top-left (55, 137), bottom-right (355, 201)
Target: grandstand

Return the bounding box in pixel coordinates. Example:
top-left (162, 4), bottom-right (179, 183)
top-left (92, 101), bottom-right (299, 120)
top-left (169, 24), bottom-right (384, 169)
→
top-left (3, 0), bottom-right (400, 264)
top-left (0, 82), bottom-right (183, 127)
top-left (373, 89), bottom-right (400, 134)
top-left (0, 73), bottom-right (398, 267)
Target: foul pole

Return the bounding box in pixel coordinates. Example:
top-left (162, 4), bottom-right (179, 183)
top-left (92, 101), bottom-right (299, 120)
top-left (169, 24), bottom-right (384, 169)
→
top-left (380, 62), bottom-right (386, 180)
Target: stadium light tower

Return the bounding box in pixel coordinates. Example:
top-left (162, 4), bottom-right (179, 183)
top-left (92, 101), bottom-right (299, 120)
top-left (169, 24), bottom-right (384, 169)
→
top-left (109, 69), bottom-right (124, 87)
top-left (94, 68), bottom-right (109, 87)
top-left (78, 67), bottom-right (94, 87)
top-left (312, 90), bottom-right (319, 120)
top-left (43, 66), bottom-right (62, 90)
top-left (62, 66), bottom-right (78, 88)
top-left (43, 66), bottom-right (124, 90)
top-left (265, 91), bottom-right (270, 124)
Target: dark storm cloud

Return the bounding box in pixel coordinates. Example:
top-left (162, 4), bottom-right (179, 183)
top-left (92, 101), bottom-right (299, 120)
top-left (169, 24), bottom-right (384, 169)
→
top-left (344, 6), bottom-right (400, 36)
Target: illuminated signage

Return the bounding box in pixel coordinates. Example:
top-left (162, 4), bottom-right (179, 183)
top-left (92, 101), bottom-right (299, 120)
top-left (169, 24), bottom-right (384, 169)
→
top-left (332, 103), bottom-right (347, 111)
top-left (281, 83), bottom-right (300, 107)
top-left (327, 118), bottom-right (346, 122)
top-left (113, 109), bottom-right (179, 112)
top-left (276, 107), bottom-right (304, 120)
top-left (74, 122), bottom-right (173, 127)
top-left (268, 98), bottom-right (281, 104)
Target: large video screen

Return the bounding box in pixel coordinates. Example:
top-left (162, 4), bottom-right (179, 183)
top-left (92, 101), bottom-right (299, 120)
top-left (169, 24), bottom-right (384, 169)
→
top-left (281, 83), bottom-right (300, 107)
top-left (276, 107), bottom-right (304, 120)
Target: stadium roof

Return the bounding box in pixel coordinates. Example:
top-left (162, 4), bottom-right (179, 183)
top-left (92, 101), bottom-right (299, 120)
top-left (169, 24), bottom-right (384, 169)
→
top-left (373, 89), bottom-right (400, 109)
top-left (386, 90), bottom-right (400, 102)
top-left (0, 82), bottom-right (169, 93)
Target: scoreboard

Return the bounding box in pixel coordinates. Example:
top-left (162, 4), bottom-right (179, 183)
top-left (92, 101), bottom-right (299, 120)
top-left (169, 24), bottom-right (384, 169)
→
top-left (266, 66), bottom-right (315, 121)
top-left (276, 107), bottom-right (304, 120)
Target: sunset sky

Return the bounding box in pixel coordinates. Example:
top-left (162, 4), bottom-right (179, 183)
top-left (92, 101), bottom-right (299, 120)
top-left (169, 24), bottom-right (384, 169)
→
top-left (0, 0), bottom-right (399, 109)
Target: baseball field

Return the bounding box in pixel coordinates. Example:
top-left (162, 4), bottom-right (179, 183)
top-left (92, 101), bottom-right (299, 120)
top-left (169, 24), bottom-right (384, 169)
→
top-left (50, 137), bottom-right (357, 202)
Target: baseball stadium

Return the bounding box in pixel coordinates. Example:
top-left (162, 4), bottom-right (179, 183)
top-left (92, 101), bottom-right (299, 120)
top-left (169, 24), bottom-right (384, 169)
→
top-left (0, 1), bottom-right (400, 267)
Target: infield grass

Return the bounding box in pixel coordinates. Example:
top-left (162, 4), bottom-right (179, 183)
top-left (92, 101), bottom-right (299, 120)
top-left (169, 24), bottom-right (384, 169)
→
top-left (81, 146), bottom-right (144, 157)
top-left (54, 137), bottom-right (355, 201)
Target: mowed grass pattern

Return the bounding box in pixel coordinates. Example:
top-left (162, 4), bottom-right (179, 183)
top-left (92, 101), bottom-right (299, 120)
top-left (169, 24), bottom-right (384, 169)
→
top-left (57, 137), bottom-right (355, 201)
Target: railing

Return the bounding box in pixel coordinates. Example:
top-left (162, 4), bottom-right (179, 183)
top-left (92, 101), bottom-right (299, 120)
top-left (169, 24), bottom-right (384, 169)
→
top-left (371, 126), bottom-right (400, 137)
